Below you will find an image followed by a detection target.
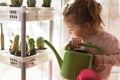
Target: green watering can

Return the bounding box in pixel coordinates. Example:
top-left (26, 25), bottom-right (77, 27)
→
top-left (44, 40), bottom-right (102, 80)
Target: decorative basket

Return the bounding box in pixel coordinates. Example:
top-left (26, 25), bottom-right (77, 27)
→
top-left (8, 50), bottom-right (51, 68)
top-left (0, 50), bottom-right (51, 68)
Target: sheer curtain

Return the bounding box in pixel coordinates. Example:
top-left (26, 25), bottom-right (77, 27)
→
top-left (98, 0), bottom-right (120, 39)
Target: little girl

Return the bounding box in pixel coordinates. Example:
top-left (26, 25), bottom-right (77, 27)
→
top-left (62, 0), bottom-right (120, 80)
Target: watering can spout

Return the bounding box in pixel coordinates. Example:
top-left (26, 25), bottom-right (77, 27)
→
top-left (44, 40), bottom-right (63, 69)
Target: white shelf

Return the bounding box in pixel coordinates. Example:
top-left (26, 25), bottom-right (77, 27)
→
top-left (0, 50), bottom-right (52, 68)
top-left (0, 6), bottom-right (55, 21)
top-left (0, 6), bottom-right (54, 80)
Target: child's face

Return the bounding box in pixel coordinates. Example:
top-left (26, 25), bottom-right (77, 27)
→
top-left (64, 19), bottom-right (82, 38)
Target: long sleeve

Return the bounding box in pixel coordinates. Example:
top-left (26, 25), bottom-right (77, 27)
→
top-left (83, 30), bottom-right (120, 79)
top-left (83, 31), bottom-right (120, 66)
top-left (103, 37), bottom-right (120, 66)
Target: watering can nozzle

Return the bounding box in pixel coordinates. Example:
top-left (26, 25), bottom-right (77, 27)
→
top-left (44, 40), bottom-right (63, 69)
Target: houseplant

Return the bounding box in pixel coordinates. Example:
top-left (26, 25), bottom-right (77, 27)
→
top-left (42, 0), bottom-right (52, 7)
top-left (10, 0), bottom-right (23, 7)
top-left (27, 0), bottom-right (36, 7)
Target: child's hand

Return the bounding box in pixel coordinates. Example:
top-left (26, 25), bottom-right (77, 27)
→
top-left (94, 55), bottom-right (105, 71)
top-left (94, 55), bottom-right (104, 65)
top-left (70, 38), bottom-right (81, 48)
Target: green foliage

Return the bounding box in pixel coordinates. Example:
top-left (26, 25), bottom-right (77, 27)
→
top-left (0, 2), bottom-right (7, 6)
top-left (11, 0), bottom-right (23, 7)
top-left (27, 0), bottom-right (36, 7)
top-left (42, 0), bottom-right (51, 7)
top-left (36, 37), bottom-right (45, 49)
top-left (10, 34), bottom-right (20, 52)
top-left (28, 38), bottom-right (35, 50)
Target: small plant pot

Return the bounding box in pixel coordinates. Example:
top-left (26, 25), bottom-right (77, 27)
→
top-left (10, 51), bottom-right (15, 55)
top-left (14, 51), bottom-right (21, 56)
top-left (10, 51), bottom-right (30, 57)
top-left (36, 48), bottom-right (47, 53)
top-left (29, 49), bottom-right (37, 56)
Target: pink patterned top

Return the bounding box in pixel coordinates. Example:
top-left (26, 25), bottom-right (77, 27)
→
top-left (82, 30), bottom-right (120, 80)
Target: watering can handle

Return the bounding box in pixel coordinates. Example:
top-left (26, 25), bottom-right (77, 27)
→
top-left (65, 42), bottom-right (103, 55)
top-left (80, 43), bottom-right (103, 55)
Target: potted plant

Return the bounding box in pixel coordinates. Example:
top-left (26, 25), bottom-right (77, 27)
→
top-left (36, 37), bottom-right (46, 53)
top-left (9, 34), bottom-right (20, 55)
top-left (28, 38), bottom-right (36, 55)
top-left (0, 2), bottom-right (7, 6)
top-left (27, 0), bottom-right (36, 7)
top-left (10, 0), bottom-right (23, 7)
top-left (42, 0), bottom-right (52, 7)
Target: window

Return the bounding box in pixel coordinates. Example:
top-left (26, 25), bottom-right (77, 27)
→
top-left (0, 0), bottom-right (120, 80)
